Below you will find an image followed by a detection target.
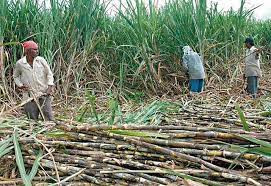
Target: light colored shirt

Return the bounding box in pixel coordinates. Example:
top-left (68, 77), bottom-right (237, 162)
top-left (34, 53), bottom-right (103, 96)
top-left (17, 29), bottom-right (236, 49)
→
top-left (245, 46), bottom-right (262, 77)
top-left (13, 56), bottom-right (54, 100)
top-left (182, 52), bottom-right (205, 79)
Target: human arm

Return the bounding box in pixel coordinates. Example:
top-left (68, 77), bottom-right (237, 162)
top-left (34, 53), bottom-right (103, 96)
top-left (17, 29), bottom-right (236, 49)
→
top-left (182, 55), bottom-right (189, 71)
top-left (255, 48), bottom-right (261, 60)
top-left (182, 55), bottom-right (190, 78)
top-left (13, 62), bottom-right (29, 90)
top-left (40, 58), bottom-right (55, 95)
top-left (46, 85), bottom-right (54, 96)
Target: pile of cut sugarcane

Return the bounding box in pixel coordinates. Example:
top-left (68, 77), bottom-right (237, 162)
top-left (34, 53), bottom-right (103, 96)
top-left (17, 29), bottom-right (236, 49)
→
top-left (1, 102), bottom-right (271, 185)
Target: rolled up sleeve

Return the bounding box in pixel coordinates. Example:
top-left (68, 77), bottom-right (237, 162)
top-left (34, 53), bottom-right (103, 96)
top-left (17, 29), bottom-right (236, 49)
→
top-left (13, 63), bottom-right (24, 87)
top-left (182, 55), bottom-right (189, 71)
top-left (41, 58), bottom-right (54, 86)
top-left (47, 66), bottom-right (54, 86)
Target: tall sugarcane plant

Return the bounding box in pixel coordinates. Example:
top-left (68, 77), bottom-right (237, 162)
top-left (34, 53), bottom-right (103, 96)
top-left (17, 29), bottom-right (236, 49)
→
top-left (0, 0), bottom-right (269, 96)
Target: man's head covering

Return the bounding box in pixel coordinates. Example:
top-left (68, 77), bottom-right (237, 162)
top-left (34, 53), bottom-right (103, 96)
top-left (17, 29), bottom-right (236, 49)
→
top-left (183, 46), bottom-right (193, 55)
top-left (22, 41), bottom-right (38, 50)
top-left (244, 37), bottom-right (254, 46)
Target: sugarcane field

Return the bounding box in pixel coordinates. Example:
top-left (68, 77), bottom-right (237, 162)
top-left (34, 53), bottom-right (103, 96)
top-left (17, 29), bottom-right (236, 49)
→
top-left (1, 0), bottom-right (271, 185)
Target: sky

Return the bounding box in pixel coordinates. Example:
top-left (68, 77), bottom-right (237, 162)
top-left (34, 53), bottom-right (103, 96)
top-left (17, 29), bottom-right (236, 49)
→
top-left (108, 0), bottom-right (271, 20)
top-left (208, 0), bottom-right (271, 19)
top-left (39, 0), bottom-right (271, 20)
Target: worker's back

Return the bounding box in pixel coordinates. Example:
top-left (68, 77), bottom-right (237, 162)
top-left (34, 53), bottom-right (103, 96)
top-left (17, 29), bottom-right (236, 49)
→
top-left (183, 52), bottom-right (205, 80)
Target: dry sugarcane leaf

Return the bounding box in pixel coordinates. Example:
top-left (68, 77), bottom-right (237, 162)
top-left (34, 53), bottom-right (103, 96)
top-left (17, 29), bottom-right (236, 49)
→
top-left (11, 168), bottom-right (17, 179)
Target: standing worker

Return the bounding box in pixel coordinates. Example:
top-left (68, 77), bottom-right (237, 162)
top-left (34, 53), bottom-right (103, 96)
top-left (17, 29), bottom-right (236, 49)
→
top-left (182, 46), bottom-right (206, 93)
top-left (244, 37), bottom-right (262, 98)
top-left (13, 41), bottom-right (55, 120)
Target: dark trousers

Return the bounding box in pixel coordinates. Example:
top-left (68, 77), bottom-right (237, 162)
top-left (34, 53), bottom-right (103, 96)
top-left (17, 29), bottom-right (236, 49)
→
top-left (247, 76), bottom-right (258, 98)
top-left (24, 96), bottom-right (54, 121)
top-left (189, 79), bottom-right (204, 93)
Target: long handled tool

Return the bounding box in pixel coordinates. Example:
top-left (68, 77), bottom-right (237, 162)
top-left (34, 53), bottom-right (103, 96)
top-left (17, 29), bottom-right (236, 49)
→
top-left (0, 92), bottom-right (46, 116)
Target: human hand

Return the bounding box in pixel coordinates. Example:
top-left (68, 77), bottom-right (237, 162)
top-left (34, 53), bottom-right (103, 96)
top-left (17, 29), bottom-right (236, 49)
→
top-left (46, 86), bottom-right (54, 96)
top-left (256, 48), bottom-right (263, 54)
top-left (255, 48), bottom-right (262, 60)
top-left (185, 72), bottom-right (189, 78)
top-left (243, 74), bottom-right (246, 80)
top-left (18, 85), bottom-right (29, 91)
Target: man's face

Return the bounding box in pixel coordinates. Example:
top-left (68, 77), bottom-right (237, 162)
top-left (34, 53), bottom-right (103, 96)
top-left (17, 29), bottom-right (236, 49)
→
top-left (26, 48), bottom-right (39, 58)
top-left (245, 43), bottom-right (251, 49)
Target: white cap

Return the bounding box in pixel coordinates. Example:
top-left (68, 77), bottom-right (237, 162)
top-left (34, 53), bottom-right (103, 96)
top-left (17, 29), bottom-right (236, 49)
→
top-left (183, 46), bottom-right (193, 55)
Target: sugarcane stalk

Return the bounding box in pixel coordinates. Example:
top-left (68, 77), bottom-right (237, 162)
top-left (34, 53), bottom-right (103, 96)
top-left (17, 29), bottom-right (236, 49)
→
top-left (32, 182), bottom-right (92, 186)
top-left (59, 123), bottom-right (269, 141)
top-left (172, 148), bottom-right (271, 163)
top-left (104, 158), bottom-right (182, 182)
top-left (106, 132), bottom-right (227, 171)
top-left (53, 168), bottom-right (87, 186)
top-left (54, 153), bottom-right (183, 174)
top-left (26, 150), bottom-right (177, 185)
top-left (169, 131), bottom-right (242, 140)
top-left (202, 156), bottom-right (242, 166)
top-left (57, 122), bottom-right (264, 134)
top-left (139, 137), bottom-right (225, 150)
top-left (261, 166), bottom-right (271, 174)
top-left (65, 131), bottom-right (130, 146)
top-left (25, 158), bottom-right (107, 185)
top-left (103, 157), bottom-right (184, 182)
top-left (0, 176), bottom-right (59, 185)
top-left (104, 157), bottom-right (174, 171)
top-left (55, 150), bottom-right (167, 162)
top-left (137, 159), bottom-right (184, 169)
top-left (33, 139), bottom-right (149, 152)
top-left (41, 154), bottom-right (107, 170)
top-left (2, 105), bottom-right (270, 186)
top-left (100, 169), bottom-right (252, 184)
top-left (37, 170), bottom-right (65, 177)
top-left (106, 163), bottom-right (170, 185)
top-left (180, 112), bottom-right (267, 130)
top-left (106, 132), bottom-right (261, 185)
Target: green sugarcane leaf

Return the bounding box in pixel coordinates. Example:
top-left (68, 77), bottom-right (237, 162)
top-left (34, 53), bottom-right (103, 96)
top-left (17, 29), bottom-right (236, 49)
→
top-left (46, 131), bottom-right (73, 139)
top-left (28, 150), bottom-right (42, 181)
top-left (0, 41), bottom-right (20, 46)
top-left (260, 111), bottom-right (271, 117)
top-left (0, 137), bottom-right (12, 153)
top-left (246, 147), bottom-right (271, 157)
top-left (77, 106), bottom-right (89, 122)
top-left (13, 130), bottom-right (32, 186)
top-left (86, 91), bottom-right (99, 124)
top-left (229, 144), bottom-right (248, 153)
top-left (236, 105), bottom-right (250, 131)
top-left (108, 97), bottom-right (119, 125)
top-left (241, 135), bottom-right (271, 148)
top-left (0, 146), bottom-right (14, 158)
